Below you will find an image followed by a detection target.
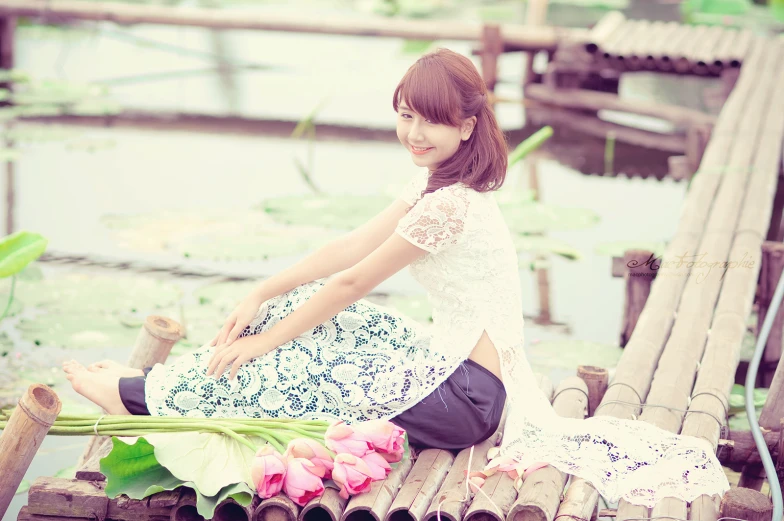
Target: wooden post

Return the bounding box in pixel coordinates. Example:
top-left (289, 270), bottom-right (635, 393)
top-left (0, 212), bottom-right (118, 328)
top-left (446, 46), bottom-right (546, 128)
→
top-left (76, 315), bottom-right (184, 472)
top-left (301, 488), bottom-right (348, 521)
top-left (686, 123), bottom-right (712, 176)
top-left (0, 384), bottom-right (62, 517)
top-left (757, 241), bottom-right (784, 387)
top-left (719, 488), bottom-right (773, 521)
top-left (480, 24), bottom-right (503, 100)
top-left (255, 494), bottom-right (301, 521)
top-left (576, 366), bottom-right (608, 417)
top-left (668, 155), bottom-right (693, 181)
top-left (0, 15), bottom-right (13, 236)
top-left (620, 250), bottom-right (657, 347)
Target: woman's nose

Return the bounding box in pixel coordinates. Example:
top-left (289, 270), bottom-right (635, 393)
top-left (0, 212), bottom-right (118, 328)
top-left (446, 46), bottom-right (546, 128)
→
top-left (408, 123), bottom-right (424, 142)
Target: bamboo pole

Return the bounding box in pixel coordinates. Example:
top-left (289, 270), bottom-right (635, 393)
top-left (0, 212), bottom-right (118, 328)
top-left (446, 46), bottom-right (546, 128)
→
top-left (171, 488), bottom-right (203, 521)
top-left (386, 449), bottom-right (455, 521)
top-left (709, 29), bottom-right (742, 75)
top-left (342, 455), bottom-right (415, 521)
top-left (0, 385), bottom-right (62, 517)
top-left (584, 11), bottom-right (626, 54)
top-left (507, 377), bottom-right (589, 521)
top-left (302, 488), bottom-right (348, 521)
top-left (0, 0), bottom-right (561, 52)
top-left (691, 26), bottom-right (726, 76)
top-left (76, 315), bottom-right (184, 473)
top-left (657, 25), bottom-right (697, 72)
top-left (215, 496), bottom-right (257, 521)
top-left (598, 20), bottom-right (638, 65)
top-left (642, 22), bottom-right (680, 70)
top-left (616, 20), bottom-right (654, 71)
top-left (647, 41), bottom-right (782, 521)
top-left (523, 84), bottom-right (716, 129)
top-left (256, 494), bottom-right (301, 521)
top-left (463, 376), bottom-right (554, 521)
top-left (725, 29), bottom-right (754, 69)
top-left (577, 366), bottom-right (608, 418)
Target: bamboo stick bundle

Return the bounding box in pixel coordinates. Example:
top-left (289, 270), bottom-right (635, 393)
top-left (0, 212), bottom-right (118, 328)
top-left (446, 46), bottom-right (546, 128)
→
top-left (617, 20), bottom-right (656, 71)
top-left (691, 26), bottom-right (726, 76)
top-left (630, 41), bottom-right (781, 521)
top-left (507, 376), bottom-right (589, 521)
top-left (724, 29), bottom-right (754, 69)
top-left (216, 496), bottom-right (260, 521)
top-left (598, 20), bottom-right (639, 67)
top-left (589, 39), bottom-right (766, 521)
top-left (709, 28), bottom-right (742, 75)
top-left (642, 21), bottom-right (680, 70)
top-left (672, 25), bottom-right (711, 74)
top-left (584, 11), bottom-right (626, 54)
top-left (657, 25), bottom-right (699, 72)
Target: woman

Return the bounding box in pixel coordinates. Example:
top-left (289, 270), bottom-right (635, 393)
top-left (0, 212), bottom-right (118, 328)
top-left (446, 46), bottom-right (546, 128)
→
top-left (63, 47), bottom-right (729, 507)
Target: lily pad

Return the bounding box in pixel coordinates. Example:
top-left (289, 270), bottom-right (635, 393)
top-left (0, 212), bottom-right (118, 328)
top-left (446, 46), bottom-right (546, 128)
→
top-left (175, 226), bottom-right (332, 261)
top-left (0, 273), bottom-right (181, 313)
top-left (728, 384), bottom-right (768, 415)
top-left (512, 235), bottom-right (581, 260)
top-left (192, 281), bottom-right (261, 313)
top-left (0, 231), bottom-right (48, 278)
top-left (176, 304), bottom-right (226, 350)
top-left (15, 480), bottom-right (30, 495)
top-left (594, 241), bottom-right (667, 257)
top-left (17, 312), bottom-right (142, 349)
top-left (260, 194), bottom-right (393, 230)
top-left (526, 339), bottom-right (623, 371)
top-left (500, 202), bottom-right (600, 234)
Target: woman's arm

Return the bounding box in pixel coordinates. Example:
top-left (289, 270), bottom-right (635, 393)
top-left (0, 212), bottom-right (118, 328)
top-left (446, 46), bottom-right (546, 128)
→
top-left (249, 199), bottom-right (411, 302)
top-left (208, 232), bottom-right (427, 380)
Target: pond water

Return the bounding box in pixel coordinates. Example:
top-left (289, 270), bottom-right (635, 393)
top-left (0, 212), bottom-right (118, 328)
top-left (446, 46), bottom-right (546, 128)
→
top-left (1, 8), bottom-right (703, 519)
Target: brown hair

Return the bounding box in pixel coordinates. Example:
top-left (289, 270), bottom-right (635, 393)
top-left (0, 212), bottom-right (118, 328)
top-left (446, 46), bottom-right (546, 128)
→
top-left (393, 47), bottom-right (508, 198)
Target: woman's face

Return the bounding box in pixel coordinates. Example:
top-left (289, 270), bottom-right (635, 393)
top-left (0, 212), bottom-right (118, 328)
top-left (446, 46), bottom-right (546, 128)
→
top-left (396, 103), bottom-right (476, 171)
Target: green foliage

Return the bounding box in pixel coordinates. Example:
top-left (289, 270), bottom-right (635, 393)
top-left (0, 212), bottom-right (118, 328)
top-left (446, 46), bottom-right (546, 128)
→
top-left (260, 194), bottom-right (393, 230)
top-left (500, 201), bottom-right (600, 234)
top-left (0, 231), bottom-right (48, 278)
top-left (508, 127), bottom-right (553, 169)
top-left (101, 436), bottom-right (255, 519)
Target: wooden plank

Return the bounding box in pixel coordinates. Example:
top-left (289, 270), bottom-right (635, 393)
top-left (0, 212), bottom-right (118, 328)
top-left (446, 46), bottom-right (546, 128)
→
top-left (0, 0), bottom-right (562, 51)
top-left (75, 437), bottom-right (113, 481)
top-left (386, 449), bottom-right (454, 521)
top-left (107, 493), bottom-right (175, 521)
top-left (718, 429), bottom-right (780, 464)
top-left (757, 241), bottom-right (784, 387)
top-left (524, 84), bottom-right (716, 128)
top-left (26, 477), bottom-right (107, 519)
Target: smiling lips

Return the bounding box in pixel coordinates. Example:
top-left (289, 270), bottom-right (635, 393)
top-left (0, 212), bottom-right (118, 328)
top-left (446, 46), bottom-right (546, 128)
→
top-left (411, 145), bottom-right (433, 155)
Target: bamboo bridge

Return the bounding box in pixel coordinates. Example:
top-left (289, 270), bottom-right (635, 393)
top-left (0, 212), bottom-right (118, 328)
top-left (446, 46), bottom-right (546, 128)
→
top-left (0, 4), bottom-right (783, 521)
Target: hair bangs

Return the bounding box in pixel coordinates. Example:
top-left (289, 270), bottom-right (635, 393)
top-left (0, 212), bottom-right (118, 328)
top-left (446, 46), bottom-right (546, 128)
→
top-left (394, 61), bottom-right (461, 126)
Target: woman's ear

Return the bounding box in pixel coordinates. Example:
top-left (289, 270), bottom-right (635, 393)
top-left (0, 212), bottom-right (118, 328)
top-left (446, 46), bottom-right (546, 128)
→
top-left (461, 116), bottom-right (477, 141)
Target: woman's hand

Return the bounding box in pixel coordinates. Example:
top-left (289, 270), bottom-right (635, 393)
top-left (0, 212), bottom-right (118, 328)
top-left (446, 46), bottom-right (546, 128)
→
top-left (210, 292), bottom-right (266, 349)
top-left (207, 333), bottom-right (276, 381)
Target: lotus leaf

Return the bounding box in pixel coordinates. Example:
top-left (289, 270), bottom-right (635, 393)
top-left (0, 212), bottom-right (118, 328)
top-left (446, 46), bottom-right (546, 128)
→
top-left (17, 313), bottom-right (141, 349)
top-left (260, 194), bottom-right (393, 230)
top-left (728, 384), bottom-right (768, 415)
top-left (0, 273), bottom-right (181, 312)
top-left (4, 125), bottom-right (78, 143)
top-left (0, 231), bottom-right (48, 278)
top-left (512, 235), bottom-right (581, 260)
top-left (0, 149), bottom-right (20, 162)
top-left (500, 202), bottom-right (600, 234)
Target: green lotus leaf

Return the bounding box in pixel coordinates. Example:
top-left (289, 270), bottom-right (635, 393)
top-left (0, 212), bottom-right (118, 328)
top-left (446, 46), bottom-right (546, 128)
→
top-left (260, 194), bottom-right (393, 230)
top-left (500, 202), bottom-right (600, 234)
top-left (512, 235), bottom-right (582, 260)
top-left (0, 273), bottom-right (181, 312)
top-left (0, 231), bottom-right (48, 278)
top-left (401, 40), bottom-right (433, 54)
top-left (17, 313), bottom-right (141, 349)
top-left (0, 292), bottom-right (23, 317)
top-left (728, 384), bottom-right (768, 415)
top-left (15, 480), bottom-right (30, 495)
top-left (193, 280), bottom-right (261, 313)
top-left (17, 104), bottom-right (62, 117)
top-left (494, 189), bottom-right (537, 206)
top-left (17, 263), bottom-right (44, 281)
top-left (0, 148), bottom-right (20, 162)
top-left (0, 69), bottom-right (30, 83)
top-left (526, 339), bottom-right (623, 371)
top-left (100, 437), bottom-right (253, 520)
top-left (594, 241), bottom-right (667, 257)
top-left (145, 432), bottom-right (267, 496)
top-left (54, 465), bottom-right (77, 479)
top-left (508, 127), bottom-right (553, 168)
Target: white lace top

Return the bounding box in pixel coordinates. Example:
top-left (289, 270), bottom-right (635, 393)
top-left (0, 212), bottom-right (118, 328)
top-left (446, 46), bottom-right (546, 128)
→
top-left (394, 169), bottom-right (729, 508)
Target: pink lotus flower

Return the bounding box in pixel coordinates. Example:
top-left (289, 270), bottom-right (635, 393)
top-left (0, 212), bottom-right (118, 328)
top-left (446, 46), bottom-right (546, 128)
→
top-left (351, 420), bottom-right (406, 463)
top-left (325, 421), bottom-right (374, 458)
top-left (331, 453), bottom-right (380, 499)
top-left (251, 446), bottom-right (287, 498)
top-left (283, 457), bottom-right (325, 506)
top-left (360, 451), bottom-right (391, 480)
top-left (285, 438), bottom-right (335, 479)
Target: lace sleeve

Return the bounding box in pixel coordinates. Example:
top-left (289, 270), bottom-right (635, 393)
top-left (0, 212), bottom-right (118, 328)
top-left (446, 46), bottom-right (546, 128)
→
top-left (395, 186), bottom-right (469, 254)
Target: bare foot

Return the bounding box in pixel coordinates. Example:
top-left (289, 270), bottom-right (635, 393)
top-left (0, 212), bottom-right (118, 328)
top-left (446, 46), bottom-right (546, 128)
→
top-left (87, 359), bottom-right (144, 378)
top-left (62, 360), bottom-right (132, 415)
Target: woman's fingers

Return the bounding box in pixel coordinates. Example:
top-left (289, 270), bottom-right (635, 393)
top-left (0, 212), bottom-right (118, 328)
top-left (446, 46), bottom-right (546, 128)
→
top-left (210, 347), bottom-right (240, 380)
top-left (225, 321), bottom-right (248, 346)
top-left (215, 319), bottom-right (235, 347)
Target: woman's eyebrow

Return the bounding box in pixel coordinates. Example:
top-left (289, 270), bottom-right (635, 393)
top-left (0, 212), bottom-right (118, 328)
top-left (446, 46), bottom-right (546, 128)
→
top-left (399, 105), bottom-right (410, 111)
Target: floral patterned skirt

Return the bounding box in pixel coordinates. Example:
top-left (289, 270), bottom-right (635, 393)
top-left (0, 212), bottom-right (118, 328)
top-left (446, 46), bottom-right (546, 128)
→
top-left (143, 281), bottom-right (466, 424)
